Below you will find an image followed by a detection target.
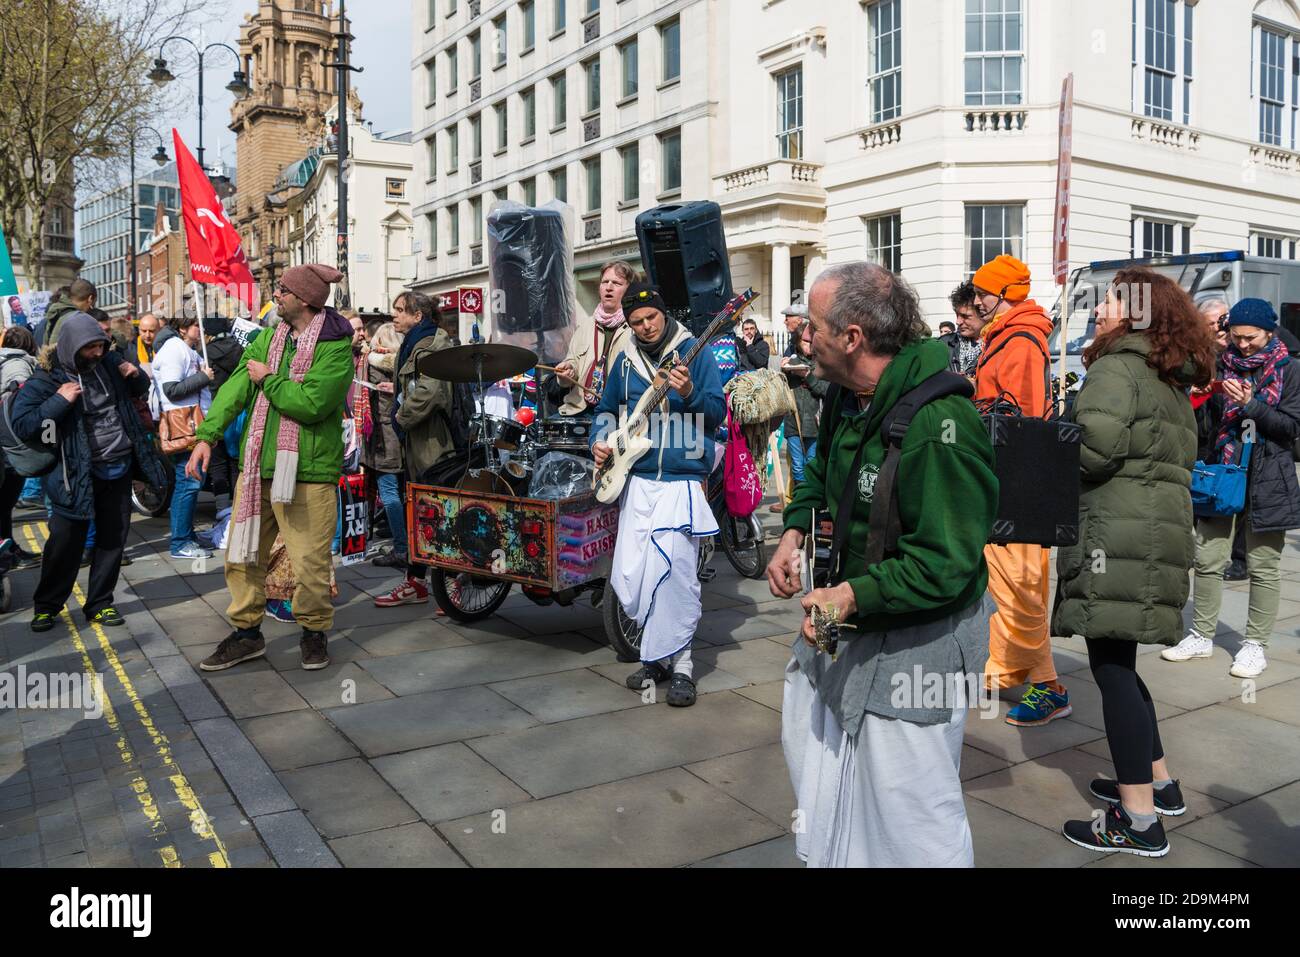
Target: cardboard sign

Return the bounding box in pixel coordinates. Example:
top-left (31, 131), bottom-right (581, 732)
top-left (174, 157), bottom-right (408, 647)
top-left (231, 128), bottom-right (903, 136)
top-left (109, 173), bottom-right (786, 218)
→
top-left (339, 474), bottom-right (369, 566)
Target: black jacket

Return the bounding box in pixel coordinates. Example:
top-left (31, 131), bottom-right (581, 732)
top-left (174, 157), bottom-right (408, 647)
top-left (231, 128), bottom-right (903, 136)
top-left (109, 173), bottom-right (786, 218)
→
top-left (206, 334), bottom-right (244, 392)
top-left (1241, 362), bottom-right (1300, 532)
top-left (735, 333), bottom-right (770, 372)
top-left (12, 347), bottom-right (168, 521)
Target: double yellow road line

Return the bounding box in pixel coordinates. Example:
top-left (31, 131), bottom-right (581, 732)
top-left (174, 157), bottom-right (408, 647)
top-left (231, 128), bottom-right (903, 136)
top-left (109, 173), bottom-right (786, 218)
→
top-left (21, 522), bottom-right (229, 868)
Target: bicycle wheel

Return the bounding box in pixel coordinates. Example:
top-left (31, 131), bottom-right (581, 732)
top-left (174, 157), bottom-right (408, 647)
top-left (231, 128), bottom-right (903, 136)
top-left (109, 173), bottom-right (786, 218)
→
top-left (429, 569), bottom-right (512, 622)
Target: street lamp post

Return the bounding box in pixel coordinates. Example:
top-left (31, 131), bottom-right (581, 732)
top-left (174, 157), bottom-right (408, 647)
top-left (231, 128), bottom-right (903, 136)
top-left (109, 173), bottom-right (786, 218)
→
top-left (148, 37), bottom-right (251, 172)
top-left (325, 0), bottom-right (363, 309)
top-left (126, 128), bottom-right (170, 322)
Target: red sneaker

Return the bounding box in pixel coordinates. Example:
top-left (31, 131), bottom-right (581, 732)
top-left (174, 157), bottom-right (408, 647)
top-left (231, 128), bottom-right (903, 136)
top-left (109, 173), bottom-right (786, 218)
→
top-left (373, 578), bottom-right (430, 607)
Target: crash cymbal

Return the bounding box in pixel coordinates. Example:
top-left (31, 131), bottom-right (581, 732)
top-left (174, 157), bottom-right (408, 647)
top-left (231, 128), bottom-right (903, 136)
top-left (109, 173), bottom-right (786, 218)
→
top-left (416, 342), bottom-right (539, 383)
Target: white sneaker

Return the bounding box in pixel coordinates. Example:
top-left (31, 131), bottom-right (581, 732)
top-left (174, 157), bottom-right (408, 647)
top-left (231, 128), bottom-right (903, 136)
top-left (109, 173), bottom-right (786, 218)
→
top-left (1161, 631), bottom-right (1214, 661)
top-left (1229, 641), bottom-right (1267, 679)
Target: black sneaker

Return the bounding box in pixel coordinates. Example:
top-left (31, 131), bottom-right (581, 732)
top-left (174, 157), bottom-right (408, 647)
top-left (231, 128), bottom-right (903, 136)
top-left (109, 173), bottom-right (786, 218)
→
top-left (80, 548), bottom-right (93, 568)
top-left (1062, 803), bottom-right (1169, 857)
top-left (200, 630), bottom-right (266, 672)
top-left (31, 611), bottom-right (57, 633)
top-left (1223, 559), bottom-right (1248, 581)
top-left (119, 552), bottom-right (133, 567)
top-left (13, 545), bottom-right (41, 570)
top-left (625, 661), bottom-right (672, 690)
top-left (371, 547), bottom-right (407, 568)
top-left (300, 630), bottom-right (330, 670)
top-left (15, 497), bottom-right (43, 510)
top-left (87, 607), bottom-right (125, 627)
top-left (666, 673), bottom-right (697, 708)
top-left (1090, 778), bottom-right (1186, 816)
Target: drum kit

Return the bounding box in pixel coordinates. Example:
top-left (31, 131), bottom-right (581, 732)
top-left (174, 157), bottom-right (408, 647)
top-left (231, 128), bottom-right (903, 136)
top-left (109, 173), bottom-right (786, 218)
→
top-left (415, 341), bottom-right (594, 494)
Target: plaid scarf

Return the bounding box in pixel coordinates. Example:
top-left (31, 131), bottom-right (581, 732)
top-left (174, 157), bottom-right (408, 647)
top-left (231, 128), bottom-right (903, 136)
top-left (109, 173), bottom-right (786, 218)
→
top-left (226, 309), bottom-right (328, 565)
top-left (956, 336), bottom-right (982, 376)
top-left (353, 352), bottom-right (372, 440)
top-left (1215, 336), bottom-right (1288, 465)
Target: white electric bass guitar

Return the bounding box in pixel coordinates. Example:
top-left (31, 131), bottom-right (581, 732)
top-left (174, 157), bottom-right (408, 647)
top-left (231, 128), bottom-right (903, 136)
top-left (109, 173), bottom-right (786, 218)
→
top-left (593, 288), bottom-right (759, 504)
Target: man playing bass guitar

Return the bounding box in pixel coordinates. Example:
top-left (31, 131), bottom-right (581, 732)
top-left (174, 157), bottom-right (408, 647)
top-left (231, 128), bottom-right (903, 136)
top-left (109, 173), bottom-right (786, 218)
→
top-left (591, 283), bottom-right (726, 707)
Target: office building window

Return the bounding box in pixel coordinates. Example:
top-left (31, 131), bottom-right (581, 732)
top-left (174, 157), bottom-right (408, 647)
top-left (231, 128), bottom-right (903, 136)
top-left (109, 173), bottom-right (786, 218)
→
top-left (1257, 24), bottom-right (1296, 147)
top-left (865, 213), bottom-right (901, 274)
top-left (621, 143), bottom-right (639, 202)
top-left (471, 196), bottom-right (483, 244)
top-left (1254, 234), bottom-right (1286, 259)
top-left (386, 179), bottom-right (406, 199)
top-left (449, 205), bottom-right (460, 249)
top-left (493, 16), bottom-right (507, 68)
top-left (523, 176), bottom-right (537, 206)
top-left (965, 204), bottom-right (1024, 274)
top-left (661, 19), bottom-right (680, 83)
top-left (470, 31), bottom-right (482, 79)
top-left (522, 2), bottom-right (536, 50)
top-left (426, 137), bottom-right (437, 180)
top-left (495, 101), bottom-right (508, 151)
top-left (867, 0), bottom-right (902, 123)
top-left (776, 66), bottom-right (802, 159)
top-left (965, 0), bottom-right (1022, 106)
top-left (584, 57), bottom-right (601, 114)
top-left (448, 44), bottom-right (459, 91)
top-left (1134, 0), bottom-right (1193, 124)
top-left (552, 73), bottom-right (567, 128)
top-left (522, 87), bottom-right (536, 139)
top-left (554, 0), bottom-right (566, 34)
top-left (427, 213), bottom-right (438, 255)
top-left (660, 128), bottom-right (681, 193)
top-left (585, 0), bottom-right (598, 14)
top-left (584, 156), bottom-right (601, 211)
top-left (470, 113), bottom-right (482, 160)
top-left (425, 60), bottom-right (437, 103)
top-left (447, 124), bottom-right (459, 170)
top-left (447, 0), bottom-right (457, 15)
top-left (620, 38), bottom-right (638, 99)
top-left (1130, 214), bottom-right (1189, 257)
top-left (553, 166), bottom-right (568, 202)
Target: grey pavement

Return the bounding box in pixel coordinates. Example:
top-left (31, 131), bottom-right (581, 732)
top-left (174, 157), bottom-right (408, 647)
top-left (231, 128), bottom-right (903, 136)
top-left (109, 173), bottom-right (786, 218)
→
top-left (2, 499), bottom-right (1298, 867)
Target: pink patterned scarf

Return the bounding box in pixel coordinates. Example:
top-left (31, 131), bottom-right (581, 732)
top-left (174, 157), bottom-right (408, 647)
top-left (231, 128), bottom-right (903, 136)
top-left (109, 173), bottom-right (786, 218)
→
top-left (594, 304), bottom-right (624, 331)
top-left (226, 310), bottom-right (328, 565)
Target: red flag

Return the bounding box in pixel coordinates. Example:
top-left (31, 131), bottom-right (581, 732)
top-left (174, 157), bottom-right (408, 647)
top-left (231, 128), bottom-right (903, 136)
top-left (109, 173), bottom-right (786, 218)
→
top-left (173, 129), bottom-right (258, 309)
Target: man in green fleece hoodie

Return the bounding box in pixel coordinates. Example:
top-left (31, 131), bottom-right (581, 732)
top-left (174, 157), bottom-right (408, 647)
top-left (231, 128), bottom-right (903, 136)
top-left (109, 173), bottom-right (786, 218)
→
top-left (185, 264), bottom-right (355, 673)
top-left (767, 262), bottom-right (999, 868)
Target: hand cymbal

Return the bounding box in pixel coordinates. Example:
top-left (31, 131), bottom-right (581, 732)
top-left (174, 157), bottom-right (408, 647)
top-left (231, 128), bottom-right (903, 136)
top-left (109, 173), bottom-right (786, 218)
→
top-left (415, 342), bottom-right (539, 383)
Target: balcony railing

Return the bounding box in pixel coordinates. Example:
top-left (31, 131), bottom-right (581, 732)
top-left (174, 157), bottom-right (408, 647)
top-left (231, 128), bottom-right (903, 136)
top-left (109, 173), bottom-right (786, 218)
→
top-left (469, 161), bottom-right (482, 185)
top-left (583, 116), bottom-right (600, 142)
top-left (1130, 116), bottom-right (1199, 151)
top-left (583, 215), bottom-right (601, 241)
top-left (1249, 144), bottom-right (1300, 173)
top-left (860, 120), bottom-right (901, 150)
top-left (717, 158), bottom-right (823, 193)
top-left (470, 78), bottom-right (481, 103)
top-left (964, 109), bottom-right (1027, 133)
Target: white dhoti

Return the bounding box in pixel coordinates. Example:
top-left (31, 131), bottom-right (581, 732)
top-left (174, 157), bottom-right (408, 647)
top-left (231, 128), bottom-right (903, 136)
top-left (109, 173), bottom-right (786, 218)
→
top-left (782, 656), bottom-right (973, 868)
top-left (610, 475), bottom-right (718, 668)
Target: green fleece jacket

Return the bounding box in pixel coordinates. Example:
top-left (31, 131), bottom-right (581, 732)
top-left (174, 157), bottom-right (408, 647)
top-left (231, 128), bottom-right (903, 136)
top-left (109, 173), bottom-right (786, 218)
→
top-left (783, 338), bottom-right (999, 631)
top-left (195, 321), bottom-right (355, 484)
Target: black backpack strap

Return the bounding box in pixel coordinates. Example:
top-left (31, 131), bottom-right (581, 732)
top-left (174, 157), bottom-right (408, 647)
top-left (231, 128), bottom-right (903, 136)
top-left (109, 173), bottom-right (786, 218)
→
top-left (976, 330), bottom-right (1051, 417)
top-left (861, 371), bottom-right (974, 568)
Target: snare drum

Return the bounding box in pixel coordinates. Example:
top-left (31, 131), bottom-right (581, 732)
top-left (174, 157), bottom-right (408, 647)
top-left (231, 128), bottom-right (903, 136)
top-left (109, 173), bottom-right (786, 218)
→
top-left (538, 415), bottom-right (594, 453)
top-left (470, 414), bottom-right (528, 451)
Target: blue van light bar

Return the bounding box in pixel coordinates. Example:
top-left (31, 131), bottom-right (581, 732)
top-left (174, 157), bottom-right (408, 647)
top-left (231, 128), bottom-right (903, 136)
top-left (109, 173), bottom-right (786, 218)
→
top-left (1088, 251), bottom-right (1245, 270)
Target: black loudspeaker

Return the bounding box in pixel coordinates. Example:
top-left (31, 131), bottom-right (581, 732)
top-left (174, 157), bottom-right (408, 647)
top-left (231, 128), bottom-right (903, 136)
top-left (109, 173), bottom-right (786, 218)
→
top-left (487, 205), bottom-right (571, 335)
top-left (984, 414), bottom-right (1082, 546)
top-left (635, 201), bottom-right (733, 336)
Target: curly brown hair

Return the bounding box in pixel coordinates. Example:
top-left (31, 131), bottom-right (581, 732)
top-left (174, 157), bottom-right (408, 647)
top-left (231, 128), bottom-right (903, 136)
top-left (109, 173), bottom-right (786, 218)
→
top-left (1082, 267), bottom-right (1215, 387)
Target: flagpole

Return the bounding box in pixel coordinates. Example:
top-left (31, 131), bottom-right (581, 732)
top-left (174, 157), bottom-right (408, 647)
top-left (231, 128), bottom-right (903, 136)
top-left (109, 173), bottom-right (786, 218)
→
top-left (191, 279), bottom-right (210, 368)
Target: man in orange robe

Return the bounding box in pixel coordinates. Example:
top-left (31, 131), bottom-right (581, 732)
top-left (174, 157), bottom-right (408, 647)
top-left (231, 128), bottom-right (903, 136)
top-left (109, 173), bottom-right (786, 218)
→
top-left (971, 255), bottom-right (1071, 726)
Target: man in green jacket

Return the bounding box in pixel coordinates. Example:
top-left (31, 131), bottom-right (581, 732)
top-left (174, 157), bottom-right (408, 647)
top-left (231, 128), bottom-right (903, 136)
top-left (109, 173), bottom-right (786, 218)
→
top-left (44, 278), bottom-right (97, 346)
top-left (185, 264), bottom-right (355, 672)
top-left (766, 261), bottom-right (999, 868)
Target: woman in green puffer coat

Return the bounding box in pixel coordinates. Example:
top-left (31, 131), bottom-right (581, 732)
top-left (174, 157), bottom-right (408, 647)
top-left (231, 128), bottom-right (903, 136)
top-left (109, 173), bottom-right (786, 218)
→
top-left (1054, 268), bottom-right (1216, 860)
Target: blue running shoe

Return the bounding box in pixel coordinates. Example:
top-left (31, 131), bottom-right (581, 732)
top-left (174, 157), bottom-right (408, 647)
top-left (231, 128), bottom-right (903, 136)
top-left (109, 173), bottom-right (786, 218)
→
top-left (1006, 683), bottom-right (1071, 726)
top-left (265, 599), bottom-right (297, 623)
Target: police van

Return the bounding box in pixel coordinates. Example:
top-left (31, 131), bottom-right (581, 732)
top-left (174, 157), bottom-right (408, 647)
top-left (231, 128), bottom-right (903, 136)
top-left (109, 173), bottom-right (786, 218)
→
top-left (1048, 251), bottom-right (1300, 388)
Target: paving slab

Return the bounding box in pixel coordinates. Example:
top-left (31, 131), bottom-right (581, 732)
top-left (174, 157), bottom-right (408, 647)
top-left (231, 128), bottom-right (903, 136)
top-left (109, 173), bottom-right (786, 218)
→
top-left (279, 758), bottom-right (420, 839)
top-left (959, 745), bottom-right (1013, 783)
top-left (1124, 650), bottom-right (1300, 710)
top-left (963, 746), bottom-right (1227, 833)
top-left (1077, 703), bottom-right (1300, 805)
top-left (281, 661), bottom-right (395, 710)
top-left (238, 710), bottom-right (359, 772)
top-left (588, 658), bottom-right (749, 696)
top-left (685, 742), bottom-right (796, 828)
top-left (324, 685), bottom-right (538, 757)
top-left (328, 822), bottom-right (467, 868)
top-left (467, 691), bottom-right (781, 798)
top-left (357, 632), bottom-right (615, 695)
top-left (440, 767), bottom-right (783, 867)
top-left (1222, 676), bottom-right (1300, 727)
top-left (693, 835), bottom-right (800, 868)
top-left (203, 669), bottom-right (310, 719)
top-left (488, 668), bottom-right (644, 723)
top-left (262, 635), bottom-right (370, 673)
top-left (691, 638), bottom-right (795, 685)
top-left (1174, 780), bottom-right (1300, 868)
top-left (695, 605), bottom-right (804, 646)
top-left (371, 742), bottom-right (531, 822)
top-left (734, 680), bottom-right (784, 712)
top-left (960, 698), bottom-right (1105, 764)
top-left (966, 798), bottom-right (1102, 868)
top-left (1055, 672), bottom-right (1186, 731)
top-left (348, 620), bottom-right (472, 656)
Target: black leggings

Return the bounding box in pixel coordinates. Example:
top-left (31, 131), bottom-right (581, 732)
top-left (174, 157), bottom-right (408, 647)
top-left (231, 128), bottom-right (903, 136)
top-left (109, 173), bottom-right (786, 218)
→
top-left (1085, 637), bottom-right (1165, 785)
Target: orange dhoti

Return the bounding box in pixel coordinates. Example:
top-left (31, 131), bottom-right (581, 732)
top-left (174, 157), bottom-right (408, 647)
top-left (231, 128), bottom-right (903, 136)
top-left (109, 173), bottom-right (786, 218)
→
top-left (983, 543), bottom-right (1056, 689)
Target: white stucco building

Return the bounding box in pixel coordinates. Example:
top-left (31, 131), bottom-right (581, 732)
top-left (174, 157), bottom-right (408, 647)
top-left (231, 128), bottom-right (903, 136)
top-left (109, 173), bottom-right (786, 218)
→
top-left (280, 104), bottom-right (416, 313)
top-left (412, 0), bottom-right (1300, 329)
